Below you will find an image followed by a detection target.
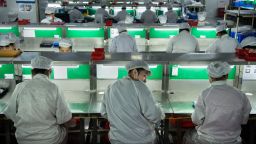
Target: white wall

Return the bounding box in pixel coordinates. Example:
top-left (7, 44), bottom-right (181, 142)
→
top-left (0, 0), bottom-right (18, 23)
top-left (205, 0), bottom-right (218, 19)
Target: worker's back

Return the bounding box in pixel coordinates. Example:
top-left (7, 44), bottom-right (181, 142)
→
top-left (206, 34), bottom-right (239, 53)
top-left (167, 30), bottom-right (199, 53)
top-left (102, 77), bottom-right (163, 143)
top-left (194, 82), bottom-right (251, 143)
top-left (109, 32), bottom-right (138, 52)
top-left (114, 10), bottom-right (128, 22)
top-left (165, 11), bottom-right (178, 23)
top-left (69, 8), bottom-right (83, 22)
top-left (5, 74), bottom-right (71, 144)
top-left (140, 9), bottom-right (157, 24)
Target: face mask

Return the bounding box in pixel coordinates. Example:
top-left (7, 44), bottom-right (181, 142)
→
top-left (46, 16), bottom-right (53, 21)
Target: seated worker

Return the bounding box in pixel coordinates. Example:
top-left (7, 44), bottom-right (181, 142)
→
top-left (101, 60), bottom-right (165, 144)
top-left (59, 39), bottom-right (72, 53)
top-left (114, 5), bottom-right (128, 23)
top-left (140, 3), bottom-right (158, 24)
top-left (69, 6), bottom-right (84, 23)
top-left (183, 61), bottom-right (251, 144)
top-left (41, 7), bottom-right (63, 24)
top-left (206, 25), bottom-right (239, 53)
top-left (4, 56), bottom-right (74, 144)
top-left (167, 23), bottom-right (199, 53)
top-left (0, 36), bottom-right (11, 50)
top-left (240, 36), bottom-right (256, 52)
top-left (109, 26), bottom-right (138, 53)
top-left (165, 4), bottom-right (178, 23)
top-left (95, 2), bottom-right (111, 23)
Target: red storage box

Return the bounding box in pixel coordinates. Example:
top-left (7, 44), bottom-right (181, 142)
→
top-left (236, 48), bottom-right (248, 59)
top-left (105, 20), bottom-right (112, 26)
top-left (18, 19), bottom-right (30, 25)
top-left (94, 48), bottom-right (105, 53)
top-left (91, 52), bottom-right (105, 60)
top-left (244, 52), bottom-right (256, 61)
top-left (187, 19), bottom-right (198, 27)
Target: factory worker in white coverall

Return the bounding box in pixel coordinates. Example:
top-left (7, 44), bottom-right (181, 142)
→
top-left (167, 22), bottom-right (199, 53)
top-left (206, 25), bottom-right (239, 53)
top-left (109, 26), bottom-right (138, 53)
top-left (183, 61), bottom-right (251, 144)
top-left (140, 3), bottom-right (158, 24)
top-left (4, 56), bottom-right (74, 144)
top-left (41, 7), bottom-right (63, 24)
top-left (101, 60), bottom-right (165, 144)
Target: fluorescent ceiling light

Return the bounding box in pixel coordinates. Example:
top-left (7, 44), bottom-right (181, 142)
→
top-left (127, 28), bottom-right (144, 31)
top-left (178, 65), bottom-right (235, 69)
top-left (178, 65), bottom-right (207, 69)
top-left (197, 28), bottom-right (216, 31)
top-left (22, 65), bottom-right (32, 68)
top-left (68, 28), bottom-right (100, 31)
top-left (48, 4), bottom-right (61, 8)
top-left (0, 27), bottom-right (12, 29)
top-left (98, 91), bottom-right (104, 95)
top-left (149, 65), bottom-right (157, 68)
top-left (24, 27), bottom-right (57, 30)
top-left (155, 28), bottom-right (179, 31)
top-left (52, 65), bottom-right (79, 68)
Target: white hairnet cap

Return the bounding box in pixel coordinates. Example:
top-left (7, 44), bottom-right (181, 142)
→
top-left (146, 3), bottom-right (152, 9)
top-left (207, 61), bottom-right (230, 78)
top-left (167, 4), bottom-right (173, 10)
top-left (31, 56), bottom-right (52, 70)
top-left (240, 36), bottom-right (256, 48)
top-left (179, 23), bottom-right (190, 30)
top-left (216, 25), bottom-right (227, 33)
top-left (59, 39), bottom-right (72, 48)
top-left (126, 60), bottom-right (151, 74)
top-left (45, 7), bottom-right (55, 14)
top-left (8, 33), bottom-right (17, 43)
top-left (101, 1), bottom-right (107, 7)
top-left (0, 36), bottom-right (11, 46)
top-left (117, 26), bottom-right (127, 33)
top-left (8, 11), bottom-right (18, 22)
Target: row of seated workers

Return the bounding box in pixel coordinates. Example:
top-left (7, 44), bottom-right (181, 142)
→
top-left (1, 22), bottom-right (256, 54)
top-left (0, 56), bottom-right (253, 144)
top-left (41, 3), bottom-right (179, 24)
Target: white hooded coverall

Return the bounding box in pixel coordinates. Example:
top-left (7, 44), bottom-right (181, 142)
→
top-left (4, 74), bottom-right (72, 144)
top-left (101, 77), bottom-right (165, 143)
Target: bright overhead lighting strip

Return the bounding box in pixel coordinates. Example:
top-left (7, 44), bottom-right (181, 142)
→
top-left (24, 27), bottom-right (57, 30)
top-left (155, 28), bottom-right (179, 31)
top-left (197, 28), bottom-right (216, 31)
top-left (68, 28), bottom-right (100, 31)
top-left (127, 28), bottom-right (144, 31)
top-left (0, 27), bottom-right (12, 29)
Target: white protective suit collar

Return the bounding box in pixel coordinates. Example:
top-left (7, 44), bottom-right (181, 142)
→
top-left (211, 80), bottom-right (227, 86)
top-left (33, 74), bottom-right (49, 79)
top-left (220, 34), bottom-right (229, 39)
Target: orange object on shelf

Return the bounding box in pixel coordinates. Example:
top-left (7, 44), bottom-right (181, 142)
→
top-left (0, 49), bottom-right (22, 57)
